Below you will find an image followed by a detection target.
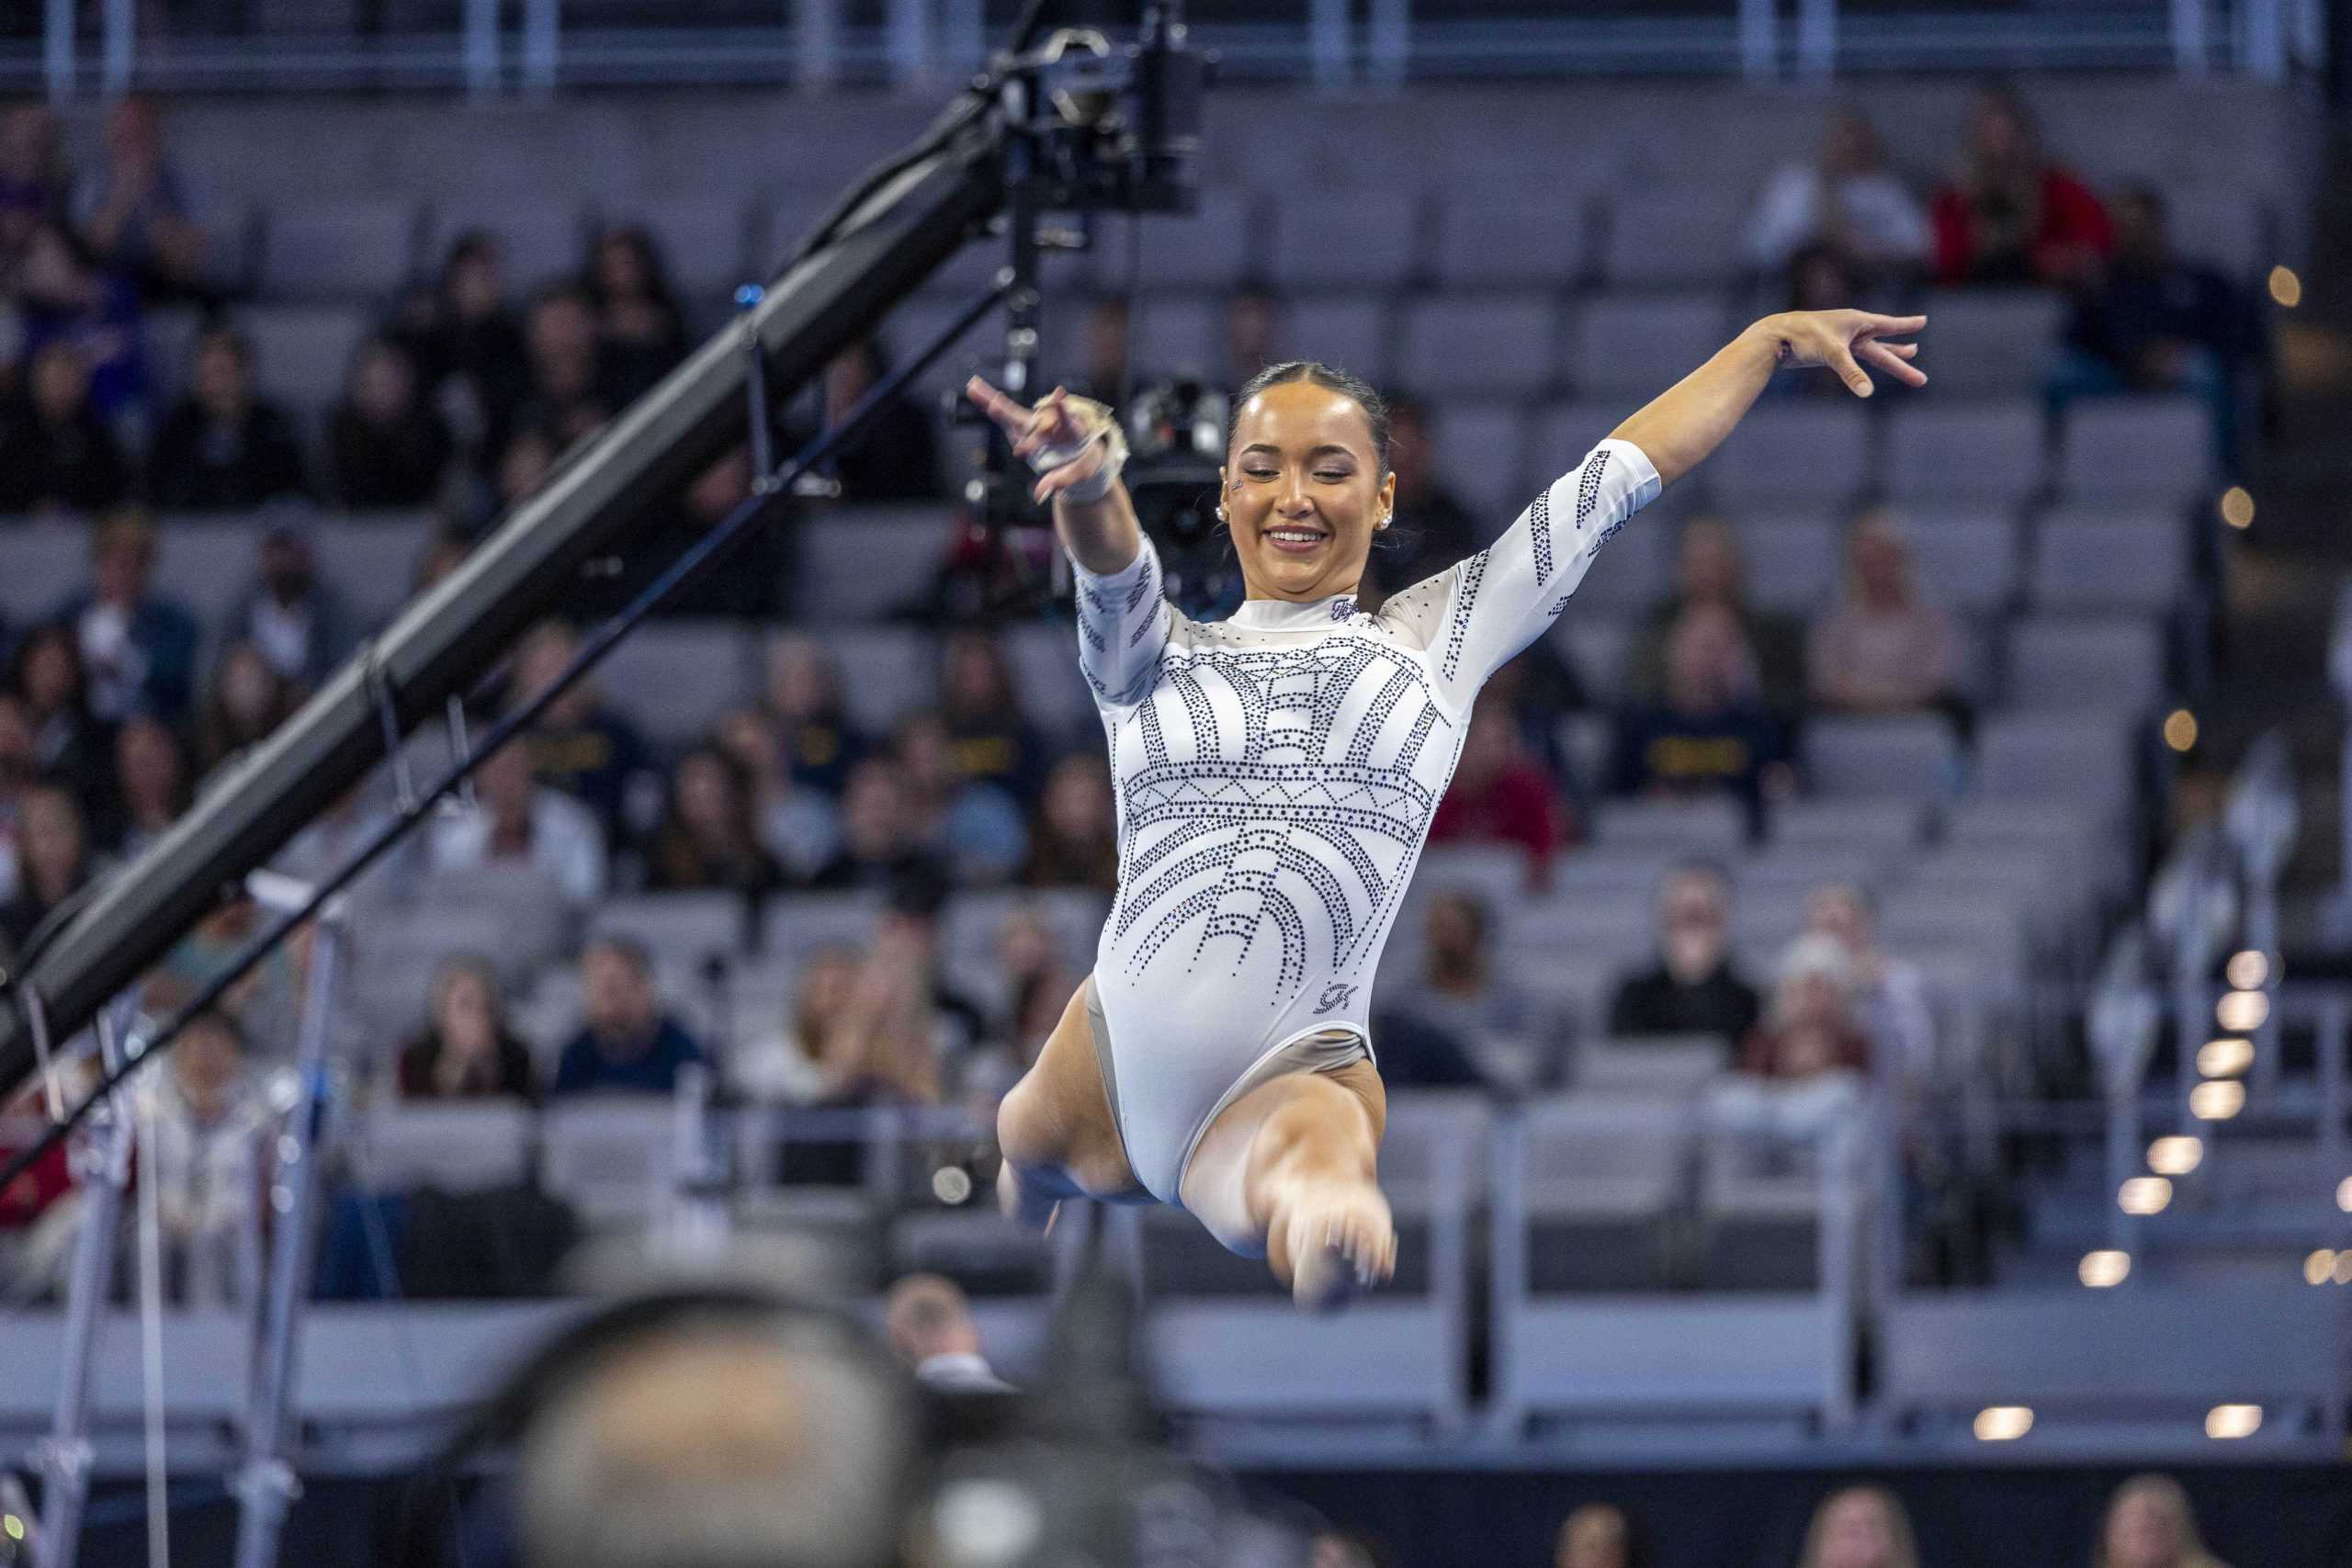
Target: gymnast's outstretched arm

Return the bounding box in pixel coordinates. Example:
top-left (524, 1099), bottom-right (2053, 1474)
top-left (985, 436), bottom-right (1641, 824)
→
top-left (1611, 308), bottom-right (1928, 488)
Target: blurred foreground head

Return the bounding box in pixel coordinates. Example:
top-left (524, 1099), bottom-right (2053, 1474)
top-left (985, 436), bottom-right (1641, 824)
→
top-left (518, 1309), bottom-right (916, 1568)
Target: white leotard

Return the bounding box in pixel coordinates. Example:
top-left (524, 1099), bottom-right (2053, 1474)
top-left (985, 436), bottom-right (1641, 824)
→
top-left (1069, 436), bottom-right (1663, 1205)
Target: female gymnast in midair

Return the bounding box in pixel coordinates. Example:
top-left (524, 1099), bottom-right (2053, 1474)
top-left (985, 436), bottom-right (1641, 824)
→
top-left (964, 306), bottom-right (1928, 1310)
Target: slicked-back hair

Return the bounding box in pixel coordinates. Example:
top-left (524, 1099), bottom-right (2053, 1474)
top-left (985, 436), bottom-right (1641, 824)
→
top-left (1230, 359), bottom-right (1393, 482)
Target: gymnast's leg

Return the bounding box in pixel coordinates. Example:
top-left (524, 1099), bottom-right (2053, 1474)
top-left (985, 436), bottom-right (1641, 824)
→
top-left (1180, 1061), bottom-right (1396, 1313)
top-left (995, 975), bottom-right (1145, 1230)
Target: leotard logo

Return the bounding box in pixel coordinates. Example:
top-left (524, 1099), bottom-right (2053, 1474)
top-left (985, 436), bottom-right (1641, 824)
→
top-left (1313, 982), bottom-right (1357, 1014)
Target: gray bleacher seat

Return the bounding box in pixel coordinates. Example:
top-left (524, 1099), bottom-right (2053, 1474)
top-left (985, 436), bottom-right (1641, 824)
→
top-left (1804, 713), bottom-right (1960, 802)
top-left (1415, 843), bottom-right (1536, 909)
top-left (1883, 401), bottom-right (2047, 509)
top-left (605, 197), bottom-right (755, 304)
top-left (1735, 840), bottom-right (1884, 898)
top-left (1267, 190), bottom-right (1424, 291)
top-left (1736, 515), bottom-right (1840, 615)
top-left (2163, 186), bottom-right (2272, 279)
top-left (1874, 887), bottom-right (2031, 984)
top-left (1396, 294), bottom-right (1559, 400)
top-left (591, 890), bottom-right (747, 965)
top-left (1704, 401), bottom-right (1871, 510)
top-left (540, 1100), bottom-right (678, 1225)
top-left (1527, 399), bottom-right (1623, 480)
top-left (1120, 193), bottom-right (1260, 293)
top-left (1568, 293), bottom-right (1733, 400)
top-left (1769, 797), bottom-right (1927, 854)
top-left (1599, 192), bottom-right (1747, 288)
top-left (2030, 514), bottom-right (2188, 615)
top-left (939, 886), bottom-right (1108, 982)
top-left (352, 1102), bottom-right (535, 1194)
top-left (825, 625), bottom-right (937, 734)
top-left (315, 513), bottom-right (435, 628)
top-left (1133, 292), bottom-right (1223, 383)
top-left (1284, 294), bottom-right (1392, 384)
top-left (1969, 711), bottom-right (2137, 816)
top-left (427, 198), bottom-right (590, 289)
top-left (1590, 797), bottom-right (1746, 854)
top-left (797, 507), bottom-right (949, 624)
top-left (1902, 510), bottom-right (2018, 616)
top-left (2005, 615), bottom-right (2165, 714)
top-left (594, 622), bottom-right (757, 747)
top-left (242, 303), bottom-right (372, 413)
top-left (999, 619), bottom-right (1094, 738)
top-left (1515, 1094), bottom-right (1690, 1292)
top-left (154, 518), bottom-right (263, 628)
top-left (1551, 614), bottom-right (1633, 694)
top-left (407, 864), bottom-right (579, 976)
top-left (1694, 1076), bottom-right (1860, 1290)
top-left (761, 889), bottom-right (888, 964)
top-left (2057, 397), bottom-right (2213, 502)
top-left (0, 525), bottom-right (90, 623)
top-left (1573, 1034), bottom-right (1728, 1099)
top-left (1430, 197), bottom-right (1591, 289)
top-left (1431, 402), bottom-right (1530, 520)
top-left (1914, 290), bottom-right (2065, 396)
top-left (890, 1209), bottom-right (1054, 1297)
top-left (261, 197), bottom-right (423, 301)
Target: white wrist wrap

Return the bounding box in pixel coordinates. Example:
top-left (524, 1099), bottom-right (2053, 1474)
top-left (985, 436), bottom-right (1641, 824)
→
top-left (1027, 393), bottom-right (1128, 504)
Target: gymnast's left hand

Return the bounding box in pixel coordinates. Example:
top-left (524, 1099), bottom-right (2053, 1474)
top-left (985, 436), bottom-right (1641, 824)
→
top-left (1759, 310), bottom-right (1928, 398)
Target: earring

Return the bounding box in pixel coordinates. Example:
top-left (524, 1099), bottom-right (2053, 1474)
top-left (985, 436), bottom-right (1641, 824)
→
top-left (1216, 504), bottom-right (1227, 521)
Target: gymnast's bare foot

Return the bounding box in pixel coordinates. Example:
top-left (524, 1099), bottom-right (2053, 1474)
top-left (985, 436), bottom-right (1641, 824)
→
top-left (1278, 1179), bottom-right (1396, 1314)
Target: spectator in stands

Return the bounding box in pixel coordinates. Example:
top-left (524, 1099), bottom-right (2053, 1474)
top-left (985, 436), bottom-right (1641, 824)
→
top-left (1741, 932), bottom-right (1871, 1081)
top-left (1930, 83), bottom-right (2111, 288)
top-left (2095, 1474), bottom-right (2231, 1568)
top-left (328, 334), bottom-right (457, 511)
top-left (72, 96), bottom-right (211, 302)
top-left (13, 222), bottom-right (145, 423)
top-left (0, 693), bottom-right (39, 902)
top-left (137, 1009), bottom-right (264, 1305)
top-left (57, 509), bottom-right (199, 724)
top-left (0, 340), bottom-right (131, 514)
top-left (884, 1273), bottom-right (1014, 1393)
top-left (730, 944), bottom-right (861, 1107)
top-left (517, 281), bottom-right (616, 451)
top-left (0, 783), bottom-right (89, 955)
top-left (1607, 861), bottom-right (1761, 1044)
top-left (645, 744), bottom-right (785, 896)
top-left (955, 905), bottom-right (1076, 1104)
top-left (1798, 1485), bottom-right (1920, 1568)
top-left (224, 506), bottom-right (356, 690)
top-left (392, 231), bottom-right (529, 462)
top-left (1805, 506), bottom-right (1964, 725)
top-left (397, 953), bottom-right (539, 1103)
top-left (1073, 293), bottom-right (1134, 406)
top-left (550, 935), bottom-right (705, 1098)
top-left (1224, 279), bottom-right (1280, 387)
top-left (431, 739), bottom-right (607, 904)
top-left (1428, 699), bottom-right (1571, 887)
top-left (2046, 183), bottom-right (2257, 476)
top-left (1804, 883), bottom-right (1934, 1078)
top-left (893, 707), bottom-right (1027, 886)
top-left (146, 325), bottom-right (311, 510)
top-left (939, 627), bottom-right (1050, 807)
top-left (810, 336), bottom-right (942, 503)
top-left (763, 632), bottom-right (868, 797)
top-left (0, 102), bottom-right (67, 274)
top-left (1611, 604), bottom-right (1793, 829)
top-left (1555, 1502), bottom-right (1655, 1568)
top-left (108, 710), bottom-right (187, 859)
top-left (1020, 751), bottom-right (1118, 892)
top-left (812, 756), bottom-right (936, 892)
top-left (1307, 1530), bottom-right (1397, 1568)
top-left (714, 706), bottom-right (841, 886)
top-left (1629, 515), bottom-right (1804, 713)
top-left (10, 623), bottom-right (109, 800)
top-left (1361, 393), bottom-right (1484, 604)
top-left (586, 224), bottom-right (687, 402)
top-left (195, 639), bottom-right (299, 774)
top-left (508, 618), bottom-right (660, 849)
top-left (1380, 889), bottom-right (1552, 1090)
top-left (1743, 103), bottom-right (1930, 301)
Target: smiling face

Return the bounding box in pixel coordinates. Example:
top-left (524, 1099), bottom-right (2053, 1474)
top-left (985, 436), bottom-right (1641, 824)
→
top-left (1219, 377), bottom-right (1395, 604)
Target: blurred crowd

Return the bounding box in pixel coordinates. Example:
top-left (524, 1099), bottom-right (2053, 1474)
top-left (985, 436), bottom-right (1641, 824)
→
top-left (0, 83), bottom-right (2250, 1306)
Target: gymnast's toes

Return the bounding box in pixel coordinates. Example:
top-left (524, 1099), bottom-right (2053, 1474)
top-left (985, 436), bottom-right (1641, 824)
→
top-left (1284, 1184), bottom-right (1396, 1314)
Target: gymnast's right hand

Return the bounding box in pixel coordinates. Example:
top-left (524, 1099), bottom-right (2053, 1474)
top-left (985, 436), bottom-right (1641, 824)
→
top-left (963, 375), bottom-right (1114, 503)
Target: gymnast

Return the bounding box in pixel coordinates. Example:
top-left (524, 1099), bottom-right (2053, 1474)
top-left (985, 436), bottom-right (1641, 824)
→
top-left (963, 307), bottom-right (1928, 1310)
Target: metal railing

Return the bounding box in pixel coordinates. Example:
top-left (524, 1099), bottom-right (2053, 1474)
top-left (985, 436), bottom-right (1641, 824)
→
top-left (4, 0), bottom-right (2324, 99)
